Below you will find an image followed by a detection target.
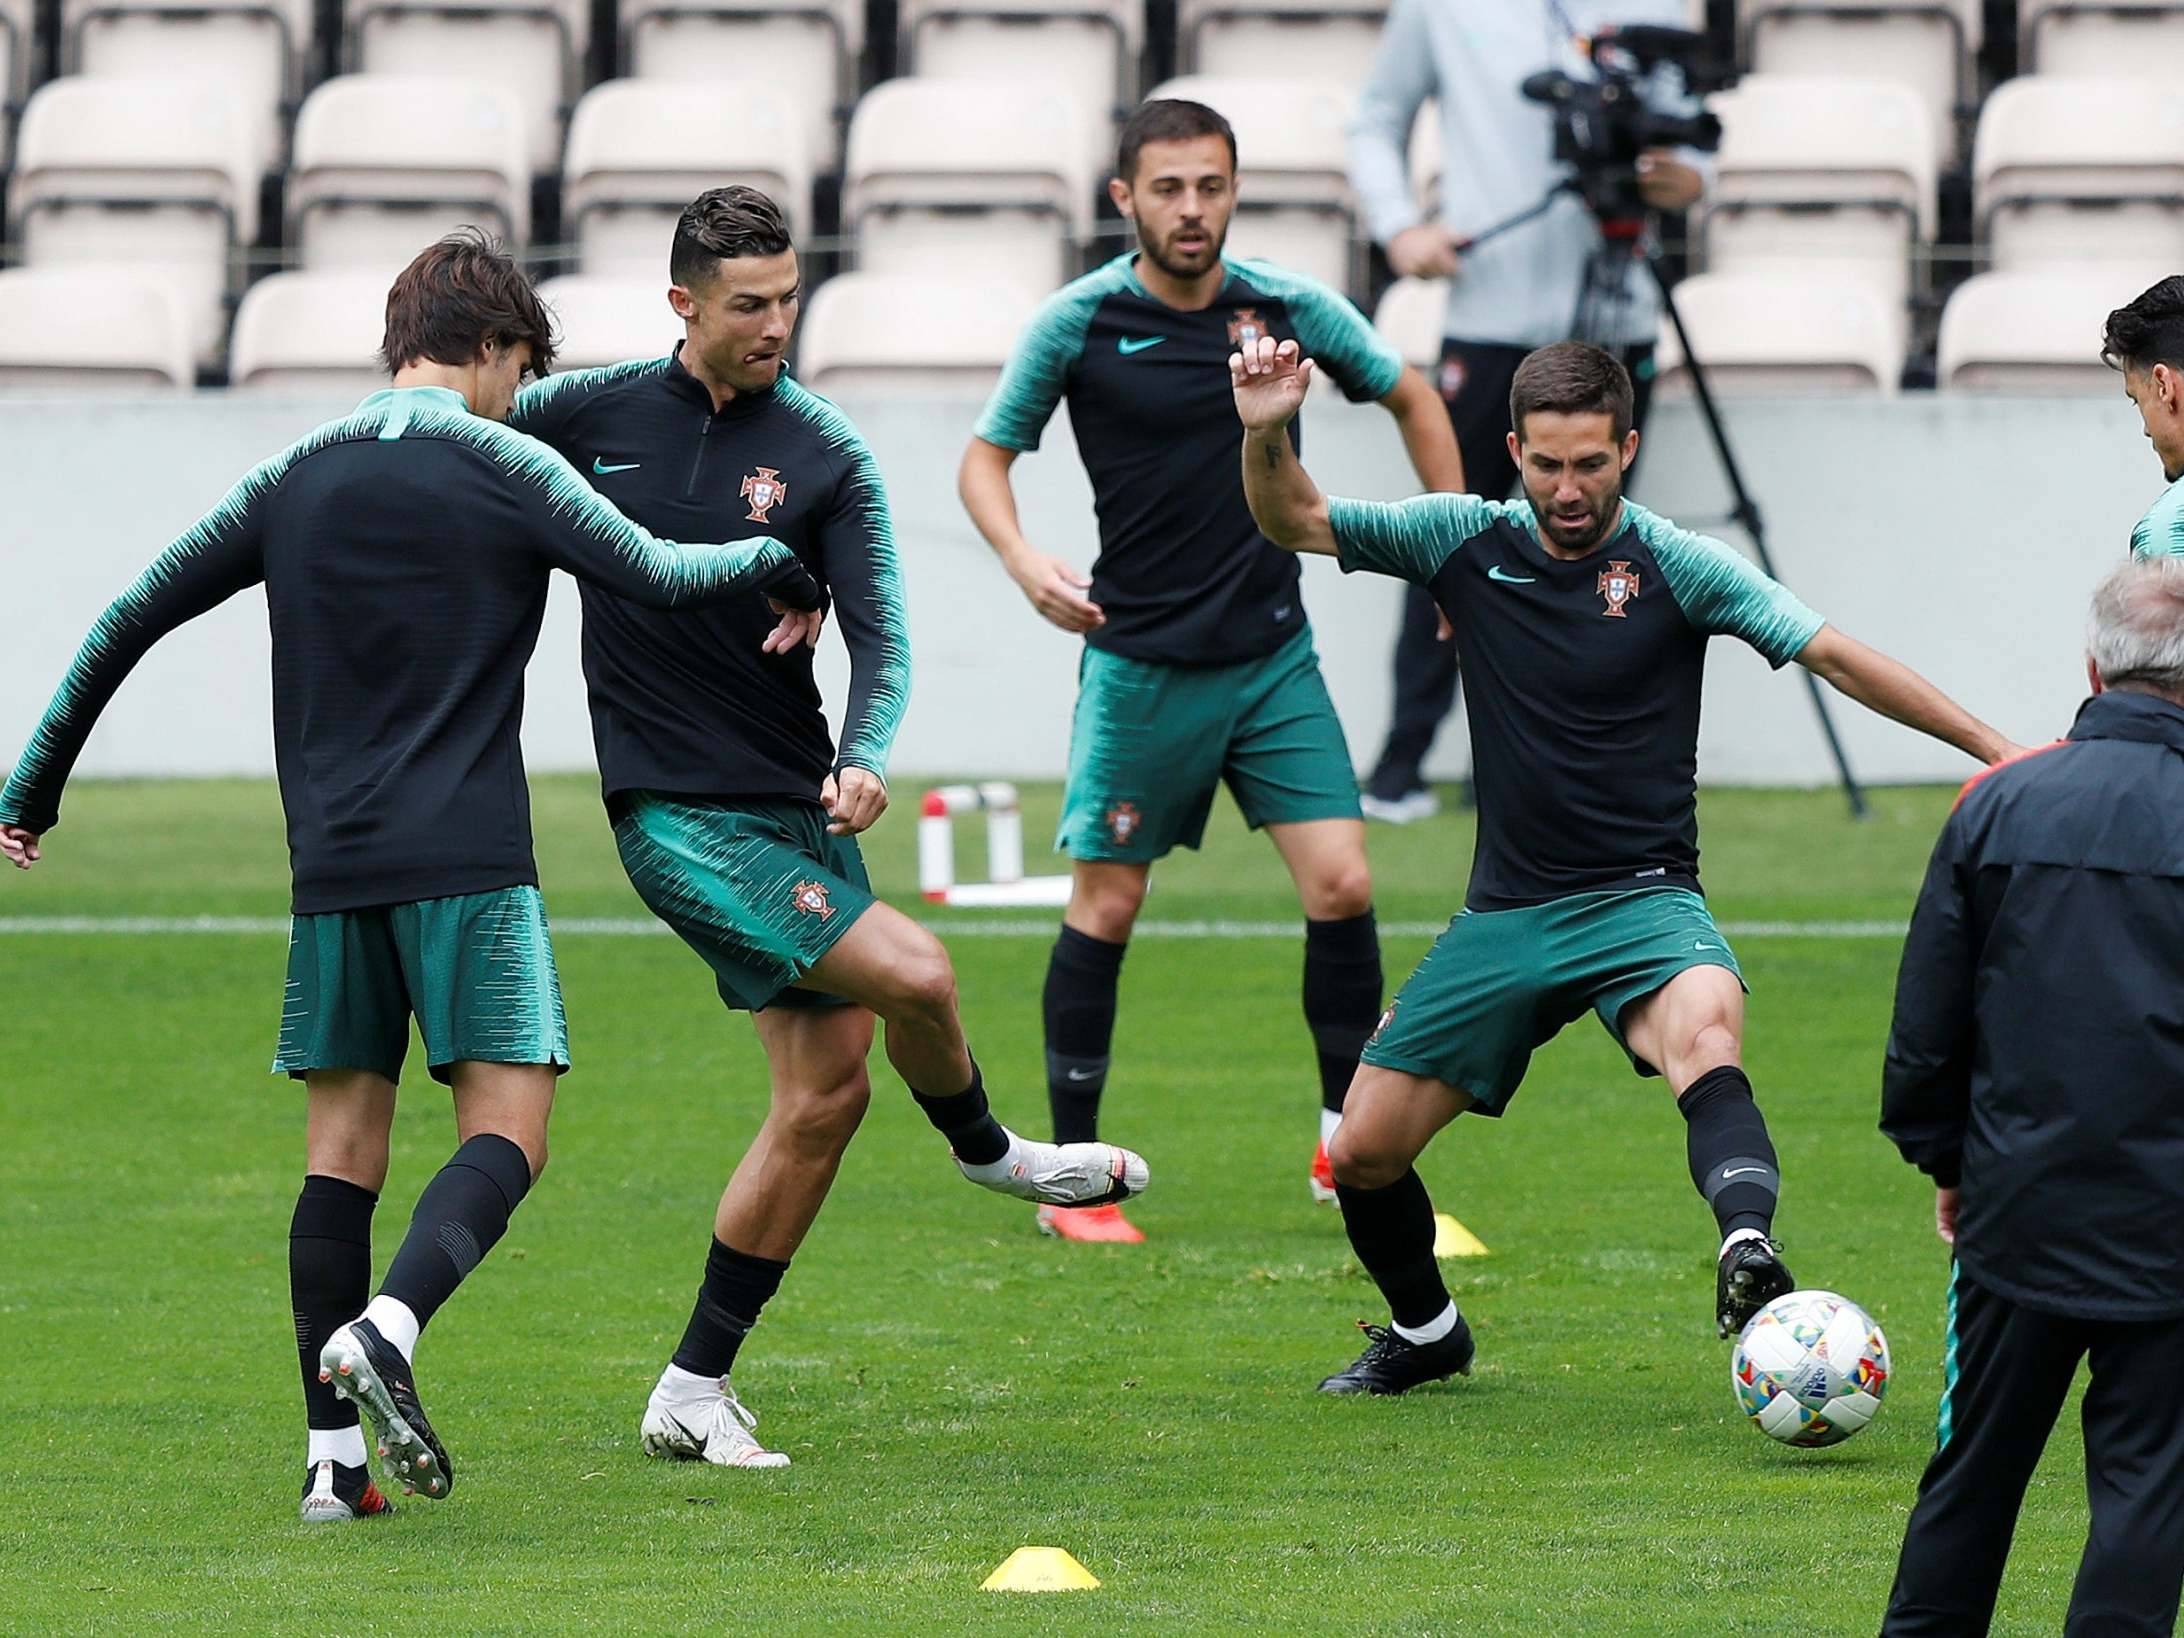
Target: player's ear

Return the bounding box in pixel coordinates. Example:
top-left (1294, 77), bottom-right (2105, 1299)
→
top-left (1620, 428), bottom-right (1640, 471)
top-left (2088, 654), bottom-right (2106, 696)
top-left (1106, 175), bottom-right (1134, 218)
top-left (2157, 362), bottom-right (2182, 414)
top-left (1505, 429), bottom-right (1522, 469)
top-left (667, 283), bottom-right (699, 322)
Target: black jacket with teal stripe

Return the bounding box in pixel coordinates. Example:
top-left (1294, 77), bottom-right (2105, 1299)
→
top-left (0, 385), bottom-right (817, 913)
top-left (510, 351), bottom-right (908, 805)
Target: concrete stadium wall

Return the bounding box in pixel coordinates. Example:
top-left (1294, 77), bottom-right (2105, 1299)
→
top-left (0, 387), bottom-right (2148, 794)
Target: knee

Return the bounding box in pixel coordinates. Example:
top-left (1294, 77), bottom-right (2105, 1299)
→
top-left (884, 932), bottom-right (958, 1023)
top-left (1071, 878), bottom-right (1146, 943)
top-left (1678, 1023), bottom-right (1742, 1084)
top-left (780, 1071), bottom-right (872, 1157)
top-left (1306, 860), bottom-right (1374, 922)
top-left (1329, 1125), bottom-right (1407, 1191)
top-left (515, 1133), bottom-right (549, 1183)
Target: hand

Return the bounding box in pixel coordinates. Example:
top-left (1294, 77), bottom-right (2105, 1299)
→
top-left (1989, 739), bottom-right (2032, 766)
top-left (762, 597), bottom-right (825, 655)
top-left (1387, 223), bottom-right (1461, 280)
top-left (1636, 151), bottom-right (1703, 211)
top-left (1229, 335), bottom-right (1315, 435)
top-left (1934, 1186), bottom-right (1959, 1247)
top-left (1, 825), bottom-right (41, 870)
top-left (1010, 550), bottom-right (1104, 634)
top-left (822, 766), bottom-right (888, 837)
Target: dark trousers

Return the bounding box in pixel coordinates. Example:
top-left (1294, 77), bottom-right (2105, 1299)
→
top-left (1882, 1267), bottom-right (2184, 1637)
top-left (1366, 337), bottom-right (1656, 801)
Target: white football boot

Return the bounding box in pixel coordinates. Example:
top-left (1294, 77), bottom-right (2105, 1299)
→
top-left (955, 1130), bottom-right (1150, 1207)
top-left (640, 1376), bottom-right (790, 1470)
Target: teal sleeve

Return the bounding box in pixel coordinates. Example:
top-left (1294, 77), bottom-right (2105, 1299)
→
top-left (1261, 265), bottom-right (1406, 403)
top-left (1326, 492), bottom-right (1501, 583)
top-left (507, 357), bottom-right (671, 448)
top-left (972, 284), bottom-right (1099, 453)
top-left (0, 462), bottom-right (275, 834)
top-left (1631, 505), bottom-right (1825, 668)
top-left (2131, 475), bottom-right (2184, 559)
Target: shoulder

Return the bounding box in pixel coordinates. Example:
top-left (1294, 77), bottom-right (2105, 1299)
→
top-left (1951, 739), bottom-right (2077, 817)
top-left (2132, 474), bottom-right (2184, 559)
top-left (1224, 256), bottom-right (1348, 309)
top-left (1620, 502), bottom-right (1721, 561)
top-left (1021, 257), bottom-right (1138, 345)
top-left (515, 355), bottom-right (674, 432)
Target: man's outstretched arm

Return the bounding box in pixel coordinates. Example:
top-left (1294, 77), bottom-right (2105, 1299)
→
top-left (1797, 626), bottom-right (2021, 766)
top-left (1233, 336), bottom-right (1337, 557)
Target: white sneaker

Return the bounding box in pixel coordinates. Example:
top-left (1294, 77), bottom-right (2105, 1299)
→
top-left (957, 1132), bottom-right (1150, 1206)
top-left (640, 1377), bottom-right (790, 1470)
top-left (1360, 789), bottom-right (1440, 825)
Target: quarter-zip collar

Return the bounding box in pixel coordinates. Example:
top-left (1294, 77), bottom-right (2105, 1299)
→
top-left (664, 342), bottom-right (781, 423)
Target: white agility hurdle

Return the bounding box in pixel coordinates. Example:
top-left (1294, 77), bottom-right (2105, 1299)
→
top-left (919, 782), bottom-right (1073, 907)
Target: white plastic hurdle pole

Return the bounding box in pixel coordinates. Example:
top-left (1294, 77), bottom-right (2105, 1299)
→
top-left (919, 783), bottom-right (1072, 908)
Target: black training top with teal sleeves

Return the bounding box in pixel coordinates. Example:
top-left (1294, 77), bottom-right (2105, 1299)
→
top-left (510, 350), bottom-right (910, 805)
top-left (0, 385), bottom-right (817, 914)
top-left (1329, 494), bottom-right (1826, 910)
top-left (975, 253), bottom-right (1405, 667)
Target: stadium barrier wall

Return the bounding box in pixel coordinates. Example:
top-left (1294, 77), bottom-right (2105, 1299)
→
top-left (0, 389), bottom-right (2143, 790)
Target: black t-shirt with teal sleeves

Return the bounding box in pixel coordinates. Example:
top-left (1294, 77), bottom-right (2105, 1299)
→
top-left (975, 253), bottom-right (1405, 666)
top-left (1329, 494), bottom-right (1827, 911)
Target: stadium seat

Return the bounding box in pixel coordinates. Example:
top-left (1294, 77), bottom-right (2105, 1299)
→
top-left (1652, 272), bottom-right (1905, 394)
top-left (623, 0), bottom-right (862, 171)
top-left (796, 272), bottom-right (1038, 394)
top-left (60, 0), bottom-right (314, 172)
top-left (1372, 276), bottom-right (1446, 369)
top-left (1973, 77), bottom-right (2184, 272)
top-left (899, 0), bottom-right (1143, 162)
top-left (227, 270), bottom-right (391, 392)
top-left (2020, 0), bottom-right (2184, 76)
top-left (1176, 0), bottom-right (1386, 97)
top-left (564, 82), bottom-right (812, 275)
top-left (842, 79), bottom-right (1094, 293)
top-left (1740, 1), bottom-right (1982, 164)
top-left (1702, 77), bottom-right (1935, 348)
top-left (1937, 268), bottom-right (2169, 391)
top-left (1149, 76), bottom-right (1357, 292)
top-left (10, 77), bottom-right (260, 368)
top-left (0, 267), bottom-right (194, 388)
top-left (344, 0), bottom-right (587, 171)
top-left (289, 76), bottom-right (531, 273)
top-left (536, 274), bottom-right (678, 369)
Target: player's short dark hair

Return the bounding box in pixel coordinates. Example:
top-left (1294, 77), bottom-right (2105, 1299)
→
top-left (1116, 98), bottom-right (1237, 183)
top-left (2103, 275), bottom-right (2184, 374)
top-left (671, 185), bottom-right (795, 288)
top-left (379, 228), bottom-right (556, 377)
top-left (1509, 341), bottom-right (1636, 443)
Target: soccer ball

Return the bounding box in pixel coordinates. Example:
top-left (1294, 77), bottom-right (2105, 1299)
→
top-left (1731, 1289), bottom-right (1890, 1448)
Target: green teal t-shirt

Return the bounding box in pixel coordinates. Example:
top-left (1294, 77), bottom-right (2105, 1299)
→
top-left (2131, 473), bottom-right (2184, 559)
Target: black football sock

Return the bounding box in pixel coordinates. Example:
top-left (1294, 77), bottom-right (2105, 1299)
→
top-left (290, 1174), bottom-right (377, 1431)
top-left (1304, 910), bottom-right (1383, 1117)
top-left (378, 1133), bottom-right (533, 1335)
top-left (1043, 925), bottom-right (1126, 1143)
top-left (1678, 1065), bottom-right (1780, 1240)
top-left (912, 1057), bottom-right (1010, 1166)
top-left (1335, 1168), bottom-right (1453, 1330)
top-left (669, 1238), bottom-right (790, 1380)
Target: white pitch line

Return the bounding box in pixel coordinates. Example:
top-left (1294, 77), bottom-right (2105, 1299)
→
top-left (0, 914), bottom-right (1908, 939)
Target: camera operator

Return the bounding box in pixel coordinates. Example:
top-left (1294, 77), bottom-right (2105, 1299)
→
top-left (1349, 0), bottom-right (1711, 825)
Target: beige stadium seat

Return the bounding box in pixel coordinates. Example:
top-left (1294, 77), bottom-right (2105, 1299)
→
top-left (536, 274), bottom-right (677, 369)
top-left (1653, 272), bottom-right (1905, 394)
top-left (1177, 0), bottom-right (1386, 97)
top-left (900, 0), bottom-right (1142, 165)
top-left (0, 268), bottom-right (193, 389)
top-left (228, 271), bottom-right (392, 392)
top-left (1938, 268), bottom-right (2170, 391)
top-left (11, 78), bottom-right (260, 368)
top-left (61, 0), bottom-right (313, 172)
top-left (345, 0), bottom-right (587, 171)
top-left (1372, 276), bottom-right (1445, 369)
top-left (1151, 75), bottom-right (1357, 292)
top-left (2021, 0), bottom-right (2184, 75)
top-left (1741, 1), bottom-right (1981, 165)
top-left (289, 76), bottom-right (531, 273)
top-left (796, 273), bottom-right (1037, 395)
top-left (564, 82), bottom-right (811, 276)
top-left (1974, 77), bottom-right (2184, 272)
top-left (843, 79), bottom-right (1094, 294)
top-left (623, 0), bottom-right (861, 171)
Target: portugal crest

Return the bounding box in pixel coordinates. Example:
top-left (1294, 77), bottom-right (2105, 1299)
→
top-left (1106, 802), bottom-right (1142, 846)
top-left (1597, 560), bottom-right (1641, 618)
top-left (1226, 308), bottom-right (1266, 348)
top-left (741, 466), bottom-right (788, 523)
top-left (790, 878), bottom-right (834, 918)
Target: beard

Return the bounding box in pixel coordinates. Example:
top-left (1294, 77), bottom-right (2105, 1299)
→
top-left (1137, 217), bottom-right (1226, 280)
top-left (1529, 485), bottom-right (1625, 554)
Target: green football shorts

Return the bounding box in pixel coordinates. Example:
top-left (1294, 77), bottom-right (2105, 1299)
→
top-left (1057, 624), bottom-right (1361, 862)
top-left (273, 885), bottom-right (570, 1085)
top-left (1360, 886), bottom-right (1746, 1112)
top-left (612, 792), bottom-right (876, 1012)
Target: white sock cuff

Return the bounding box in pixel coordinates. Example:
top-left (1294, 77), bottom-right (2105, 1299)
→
top-left (361, 1295), bottom-right (421, 1362)
top-left (1319, 1107), bottom-right (1343, 1147)
top-left (657, 1364), bottom-right (721, 1398)
top-left (1392, 1302), bottom-right (1460, 1346)
top-left (307, 1425), bottom-right (369, 1468)
top-left (1720, 1227), bottom-right (1770, 1258)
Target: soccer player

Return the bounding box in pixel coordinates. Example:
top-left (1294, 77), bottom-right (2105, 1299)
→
top-left (507, 186), bottom-right (1148, 1470)
top-left (2105, 275), bottom-right (2184, 557)
top-left (958, 99), bottom-right (1467, 1242)
top-left (1228, 333), bottom-right (2020, 1393)
top-left (0, 233), bottom-right (823, 1520)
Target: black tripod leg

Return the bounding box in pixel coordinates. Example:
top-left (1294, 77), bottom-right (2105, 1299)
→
top-left (1648, 259), bottom-right (1870, 820)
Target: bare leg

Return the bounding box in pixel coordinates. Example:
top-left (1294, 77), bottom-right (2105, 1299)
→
top-left (715, 1006), bottom-right (876, 1262)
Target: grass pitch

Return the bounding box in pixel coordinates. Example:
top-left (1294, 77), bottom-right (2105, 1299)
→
top-left (0, 779), bottom-right (2096, 1634)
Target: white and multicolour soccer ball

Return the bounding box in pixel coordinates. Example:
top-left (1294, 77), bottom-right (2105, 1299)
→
top-left (1731, 1289), bottom-right (1890, 1448)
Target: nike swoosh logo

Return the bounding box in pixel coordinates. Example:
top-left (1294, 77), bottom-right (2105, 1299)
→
top-left (1694, 941), bottom-right (1720, 951)
top-left (1722, 1166), bottom-right (1769, 1179)
top-left (664, 1413), bottom-right (706, 1450)
top-left (1064, 1068), bottom-right (1100, 1082)
top-left (593, 458), bottom-right (640, 475)
top-left (1118, 336), bottom-right (1167, 355)
top-left (1486, 566), bottom-right (1535, 584)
